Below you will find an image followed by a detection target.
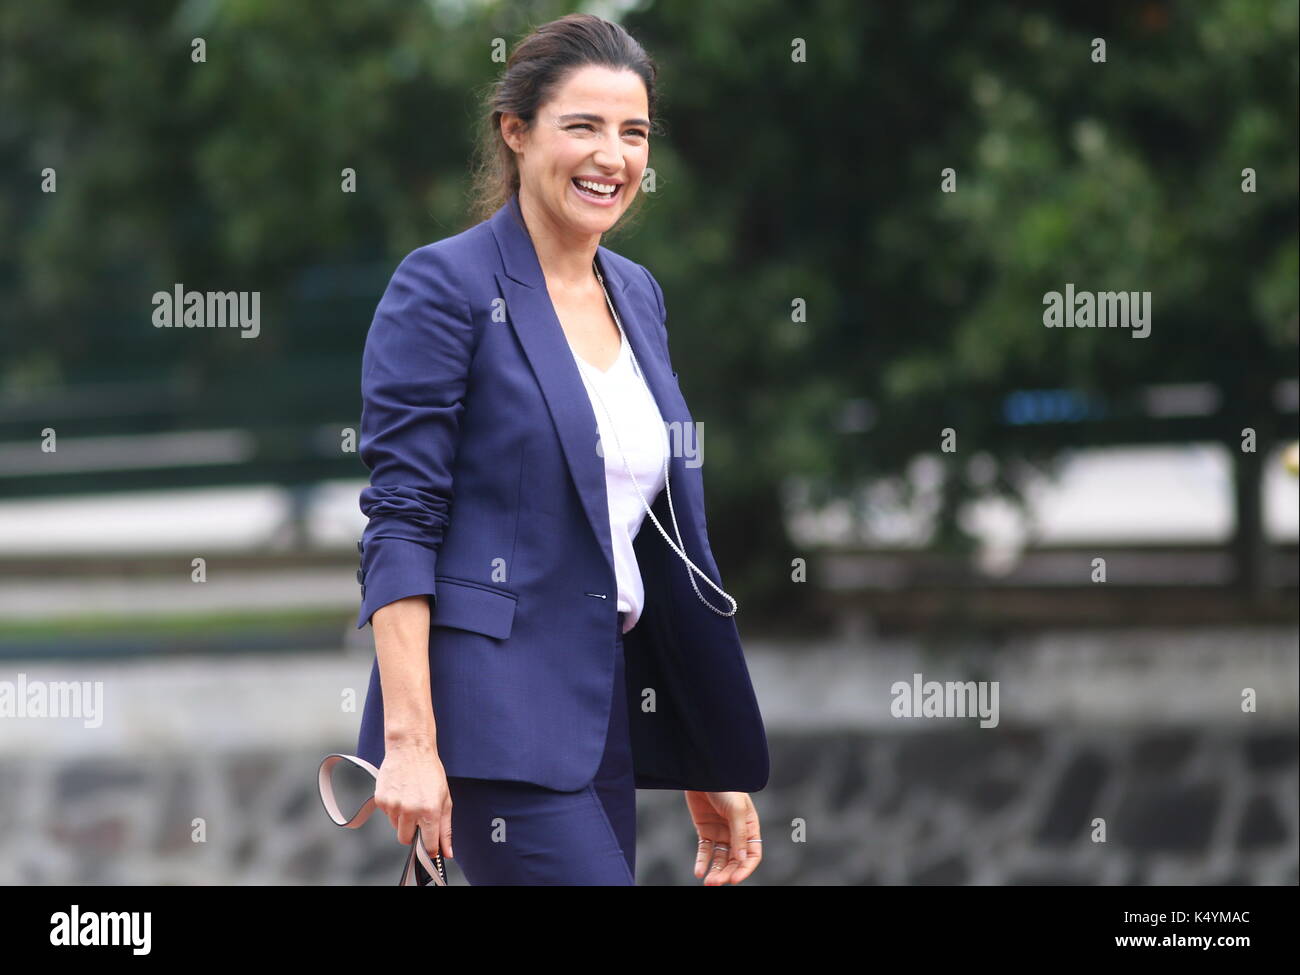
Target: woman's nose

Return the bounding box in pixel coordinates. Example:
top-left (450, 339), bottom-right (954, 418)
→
top-left (591, 146), bottom-right (623, 171)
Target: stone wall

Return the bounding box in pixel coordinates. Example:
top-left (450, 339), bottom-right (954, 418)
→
top-left (1, 625), bottom-right (1295, 885)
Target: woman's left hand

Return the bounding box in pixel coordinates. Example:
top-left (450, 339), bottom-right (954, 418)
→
top-left (684, 790), bottom-right (762, 885)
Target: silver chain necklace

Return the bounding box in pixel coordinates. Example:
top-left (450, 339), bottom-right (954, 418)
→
top-left (584, 258), bottom-right (737, 617)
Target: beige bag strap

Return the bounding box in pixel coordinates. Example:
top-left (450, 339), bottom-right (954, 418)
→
top-left (317, 753), bottom-right (448, 886)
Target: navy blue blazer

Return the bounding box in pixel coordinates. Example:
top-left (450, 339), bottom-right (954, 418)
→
top-left (352, 193), bottom-right (769, 793)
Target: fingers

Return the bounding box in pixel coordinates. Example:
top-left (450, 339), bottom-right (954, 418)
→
top-left (394, 809), bottom-right (415, 847)
top-left (693, 835), bottom-right (714, 879)
top-left (729, 807), bottom-right (749, 862)
top-left (704, 840), bottom-right (733, 885)
top-left (699, 797), bottom-right (763, 885)
top-left (392, 806), bottom-right (448, 858)
top-left (419, 814), bottom-right (441, 858)
top-left (695, 833), bottom-right (738, 885)
top-left (730, 831), bottom-right (763, 883)
top-left (439, 794), bottom-right (455, 859)
top-left (702, 802), bottom-right (744, 885)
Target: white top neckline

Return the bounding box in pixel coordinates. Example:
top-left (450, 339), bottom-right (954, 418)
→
top-left (571, 331), bottom-right (628, 377)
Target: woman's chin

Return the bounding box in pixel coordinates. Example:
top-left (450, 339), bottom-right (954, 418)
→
top-left (566, 206), bottom-right (620, 234)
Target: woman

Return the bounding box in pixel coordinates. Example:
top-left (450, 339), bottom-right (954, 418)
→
top-left (351, 13), bottom-right (769, 885)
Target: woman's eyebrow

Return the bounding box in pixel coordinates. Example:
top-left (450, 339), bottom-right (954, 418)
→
top-left (556, 112), bottom-right (650, 128)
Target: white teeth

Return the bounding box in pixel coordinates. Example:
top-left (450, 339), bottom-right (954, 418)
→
top-left (575, 178), bottom-right (617, 195)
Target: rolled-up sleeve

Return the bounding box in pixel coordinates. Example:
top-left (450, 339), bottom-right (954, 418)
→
top-left (354, 245), bottom-right (474, 629)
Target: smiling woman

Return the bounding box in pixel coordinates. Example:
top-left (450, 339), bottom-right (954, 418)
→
top-left (466, 17), bottom-right (661, 234)
top-left (498, 63), bottom-right (651, 259)
top-left (557, 111), bottom-right (650, 203)
top-left (344, 12), bottom-right (769, 888)
top-left (490, 56), bottom-right (657, 386)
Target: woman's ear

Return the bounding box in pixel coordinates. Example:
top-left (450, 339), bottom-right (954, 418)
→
top-left (500, 113), bottom-right (523, 154)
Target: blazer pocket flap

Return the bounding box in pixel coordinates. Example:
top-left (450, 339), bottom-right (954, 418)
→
top-left (430, 577), bottom-right (517, 639)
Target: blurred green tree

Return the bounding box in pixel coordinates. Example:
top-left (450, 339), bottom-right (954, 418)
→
top-left (1, 0), bottom-right (1295, 624)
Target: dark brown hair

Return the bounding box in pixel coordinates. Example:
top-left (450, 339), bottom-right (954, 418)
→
top-left (467, 13), bottom-right (661, 236)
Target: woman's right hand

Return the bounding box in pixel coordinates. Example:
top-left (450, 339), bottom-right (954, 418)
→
top-left (374, 737), bottom-right (454, 860)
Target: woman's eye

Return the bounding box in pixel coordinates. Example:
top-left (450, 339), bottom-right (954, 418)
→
top-left (567, 123), bottom-right (647, 139)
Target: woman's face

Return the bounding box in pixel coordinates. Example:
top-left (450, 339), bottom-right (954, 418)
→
top-left (504, 64), bottom-right (650, 239)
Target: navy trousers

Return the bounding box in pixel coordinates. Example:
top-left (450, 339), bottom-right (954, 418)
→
top-left (445, 611), bottom-right (637, 884)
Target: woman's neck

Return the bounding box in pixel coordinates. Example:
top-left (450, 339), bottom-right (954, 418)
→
top-left (517, 189), bottom-right (601, 289)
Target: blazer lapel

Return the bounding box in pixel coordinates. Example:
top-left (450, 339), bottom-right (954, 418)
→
top-left (488, 193), bottom-right (689, 581)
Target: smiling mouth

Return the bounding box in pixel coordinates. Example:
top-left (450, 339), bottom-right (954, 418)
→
top-left (571, 178), bottom-right (622, 201)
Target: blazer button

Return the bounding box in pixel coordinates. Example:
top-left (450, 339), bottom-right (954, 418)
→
top-left (356, 568), bottom-right (365, 584)
top-left (356, 540), bottom-right (364, 554)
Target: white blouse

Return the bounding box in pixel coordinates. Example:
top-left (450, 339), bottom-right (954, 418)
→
top-left (569, 331), bottom-right (668, 634)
